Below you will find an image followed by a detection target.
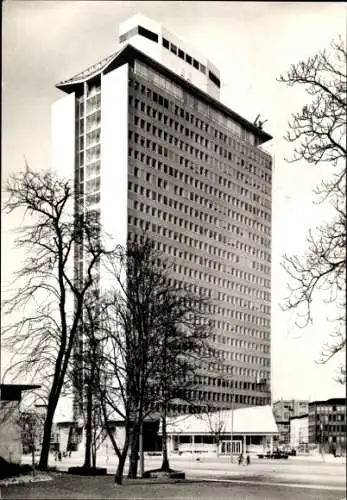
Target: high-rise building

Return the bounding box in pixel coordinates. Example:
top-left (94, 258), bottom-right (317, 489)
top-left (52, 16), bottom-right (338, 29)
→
top-left (52, 14), bottom-right (273, 414)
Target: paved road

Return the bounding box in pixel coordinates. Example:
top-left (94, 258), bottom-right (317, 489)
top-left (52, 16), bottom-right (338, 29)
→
top-left (1, 474), bottom-right (346, 499)
top-left (22, 452), bottom-right (346, 492)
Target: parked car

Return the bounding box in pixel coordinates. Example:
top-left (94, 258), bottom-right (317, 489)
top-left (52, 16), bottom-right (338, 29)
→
top-left (271, 449), bottom-right (289, 459)
top-left (257, 448), bottom-right (289, 459)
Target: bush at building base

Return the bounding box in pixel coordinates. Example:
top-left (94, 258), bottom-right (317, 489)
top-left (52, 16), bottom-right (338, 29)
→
top-left (0, 457), bottom-right (33, 479)
top-left (142, 468), bottom-right (185, 479)
top-left (67, 466), bottom-right (107, 476)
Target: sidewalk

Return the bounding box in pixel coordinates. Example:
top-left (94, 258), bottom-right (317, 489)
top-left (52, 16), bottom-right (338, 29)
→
top-left (289, 454), bottom-right (346, 464)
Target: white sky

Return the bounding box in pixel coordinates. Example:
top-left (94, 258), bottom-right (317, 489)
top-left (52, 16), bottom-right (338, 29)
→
top-left (1, 1), bottom-right (346, 402)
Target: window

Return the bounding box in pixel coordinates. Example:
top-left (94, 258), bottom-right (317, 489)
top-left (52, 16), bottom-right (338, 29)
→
top-left (208, 70), bottom-right (221, 88)
top-left (119, 25), bottom-right (159, 44)
top-left (186, 53), bottom-right (192, 65)
top-left (119, 26), bottom-right (138, 43)
top-left (170, 43), bottom-right (177, 55)
top-left (162, 38), bottom-right (169, 49)
top-left (138, 26), bottom-right (158, 43)
top-left (178, 49), bottom-right (184, 59)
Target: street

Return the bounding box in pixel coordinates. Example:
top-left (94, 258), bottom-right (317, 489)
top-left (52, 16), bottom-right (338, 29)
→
top-left (1, 474), bottom-right (346, 500)
top-left (18, 451), bottom-right (346, 494)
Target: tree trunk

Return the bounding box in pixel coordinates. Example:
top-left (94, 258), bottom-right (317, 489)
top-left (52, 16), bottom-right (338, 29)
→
top-left (92, 441), bottom-right (96, 469)
top-left (161, 412), bottom-right (170, 471)
top-left (127, 424), bottom-right (139, 479)
top-left (115, 448), bottom-right (128, 484)
top-left (127, 445), bottom-right (139, 478)
top-left (31, 436), bottom-right (36, 477)
top-left (83, 383), bottom-right (92, 468)
top-left (38, 399), bottom-right (57, 470)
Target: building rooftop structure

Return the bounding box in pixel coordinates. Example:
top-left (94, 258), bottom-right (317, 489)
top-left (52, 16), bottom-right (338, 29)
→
top-left (0, 384), bottom-right (41, 401)
top-left (56, 41), bottom-right (271, 147)
top-left (309, 398), bottom-right (346, 406)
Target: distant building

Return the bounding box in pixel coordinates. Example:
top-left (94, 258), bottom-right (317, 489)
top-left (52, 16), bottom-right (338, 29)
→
top-left (290, 414), bottom-right (309, 451)
top-left (273, 399), bottom-right (309, 445)
top-left (308, 398), bottom-right (346, 455)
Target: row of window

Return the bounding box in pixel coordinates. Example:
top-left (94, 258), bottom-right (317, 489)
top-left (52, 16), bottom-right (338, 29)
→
top-left (215, 348), bottom-right (270, 366)
top-left (133, 62), bottom-right (184, 100)
top-left (128, 199), bottom-right (269, 253)
top-left (189, 392), bottom-right (270, 405)
top-left (130, 77), bottom-right (272, 190)
top-left (132, 198), bottom-right (270, 265)
top-left (315, 424), bottom-right (347, 433)
top-left (128, 232), bottom-right (271, 305)
top-left (128, 141), bottom-right (271, 218)
top-left (129, 185), bottom-right (271, 252)
top-left (317, 414), bottom-right (345, 422)
top-left (140, 245), bottom-right (271, 324)
top-left (314, 405), bottom-right (346, 413)
top-left (214, 336), bottom-right (270, 352)
top-left (233, 324), bottom-right (270, 340)
top-left (131, 100), bottom-right (253, 176)
top-left (133, 63), bottom-right (257, 145)
top-left (155, 239), bottom-right (271, 290)
top-left (77, 92), bottom-right (101, 118)
top-left (128, 148), bottom-right (271, 232)
top-left (131, 164), bottom-right (270, 237)
top-left (199, 372), bottom-right (270, 387)
top-left (212, 304), bottom-right (270, 324)
top-left (162, 37), bottom-right (207, 75)
top-left (129, 91), bottom-right (271, 198)
top-left (127, 216), bottom-right (270, 289)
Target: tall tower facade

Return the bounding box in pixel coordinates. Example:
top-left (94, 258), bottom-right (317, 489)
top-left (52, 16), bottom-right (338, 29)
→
top-left (52, 16), bottom-right (273, 413)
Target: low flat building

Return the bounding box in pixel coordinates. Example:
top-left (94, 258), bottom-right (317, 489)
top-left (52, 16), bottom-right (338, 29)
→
top-left (162, 405), bottom-right (278, 456)
top-left (0, 384), bottom-right (40, 464)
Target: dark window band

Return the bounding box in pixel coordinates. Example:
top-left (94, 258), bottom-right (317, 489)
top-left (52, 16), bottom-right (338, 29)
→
top-left (119, 26), bottom-right (139, 43)
top-left (120, 25), bottom-right (158, 44)
top-left (208, 70), bottom-right (220, 88)
top-left (138, 26), bottom-right (158, 43)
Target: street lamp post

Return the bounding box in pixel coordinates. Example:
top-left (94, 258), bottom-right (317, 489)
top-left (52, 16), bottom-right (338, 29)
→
top-left (320, 423), bottom-right (324, 459)
top-left (139, 421), bottom-right (144, 477)
top-left (230, 388), bottom-right (234, 463)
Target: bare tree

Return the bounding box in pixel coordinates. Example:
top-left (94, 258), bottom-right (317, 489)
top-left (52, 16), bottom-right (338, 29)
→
top-left (151, 295), bottom-right (215, 472)
top-left (19, 409), bottom-right (45, 476)
top-left (198, 407), bottom-right (229, 455)
top-left (93, 238), bottom-right (214, 483)
top-left (279, 37), bottom-right (346, 380)
top-left (2, 166), bottom-right (107, 469)
top-left (72, 290), bottom-right (107, 470)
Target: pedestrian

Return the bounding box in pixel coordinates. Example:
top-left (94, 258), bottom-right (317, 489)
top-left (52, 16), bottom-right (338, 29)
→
top-left (58, 451), bottom-right (62, 461)
top-left (246, 453), bottom-right (250, 465)
top-left (238, 453), bottom-right (243, 465)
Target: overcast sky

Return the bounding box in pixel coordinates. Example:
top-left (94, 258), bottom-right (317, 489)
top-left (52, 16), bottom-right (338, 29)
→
top-left (2, 1), bottom-right (346, 402)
